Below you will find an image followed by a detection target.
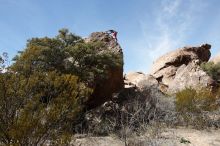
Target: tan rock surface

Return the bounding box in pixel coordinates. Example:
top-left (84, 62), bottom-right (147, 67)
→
top-left (150, 44), bottom-right (214, 93)
top-left (124, 72), bottom-right (158, 90)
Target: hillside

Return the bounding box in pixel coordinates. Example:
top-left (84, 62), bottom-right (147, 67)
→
top-left (0, 30), bottom-right (220, 146)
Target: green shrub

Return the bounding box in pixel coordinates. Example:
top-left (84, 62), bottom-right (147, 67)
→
top-left (12, 29), bottom-right (122, 83)
top-left (0, 71), bottom-right (92, 145)
top-left (201, 62), bottom-right (220, 84)
top-left (0, 28), bottom-right (123, 145)
top-left (175, 88), bottom-right (218, 113)
top-left (175, 88), bottom-right (220, 129)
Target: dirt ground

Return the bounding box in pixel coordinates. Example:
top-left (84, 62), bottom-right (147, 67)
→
top-left (72, 127), bottom-right (220, 146)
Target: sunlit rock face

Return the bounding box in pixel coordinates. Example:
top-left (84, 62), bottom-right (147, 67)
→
top-left (150, 44), bottom-right (215, 93)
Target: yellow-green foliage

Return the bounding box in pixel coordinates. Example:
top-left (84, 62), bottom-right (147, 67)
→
top-left (175, 88), bottom-right (218, 113)
top-left (12, 29), bottom-right (122, 83)
top-left (0, 28), bottom-right (123, 145)
top-left (0, 71), bottom-right (92, 145)
top-left (201, 62), bottom-right (220, 83)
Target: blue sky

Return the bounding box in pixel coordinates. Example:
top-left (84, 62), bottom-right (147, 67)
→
top-left (0, 0), bottom-right (220, 73)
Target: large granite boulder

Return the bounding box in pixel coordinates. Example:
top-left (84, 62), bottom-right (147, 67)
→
top-left (124, 72), bottom-right (175, 112)
top-left (124, 72), bottom-right (159, 90)
top-left (85, 32), bottom-right (124, 109)
top-left (150, 44), bottom-right (215, 93)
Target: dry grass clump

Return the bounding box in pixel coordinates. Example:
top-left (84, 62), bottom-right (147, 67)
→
top-left (175, 87), bottom-right (220, 129)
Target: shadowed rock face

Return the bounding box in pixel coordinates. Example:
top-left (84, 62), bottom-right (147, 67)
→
top-left (150, 44), bottom-right (215, 93)
top-left (80, 72), bottom-right (175, 136)
top-left (85, 32), bottom-right (124, 109)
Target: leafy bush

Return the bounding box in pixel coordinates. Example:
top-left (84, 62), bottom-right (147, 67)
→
top-left (201, 62), bottom-right (220, 83)
top-left (0, 29), bottom-right (123, 145)
top-left (12, 29), bottom-right (122, 83)
top-left (0, 71), bottom-right (92, 145)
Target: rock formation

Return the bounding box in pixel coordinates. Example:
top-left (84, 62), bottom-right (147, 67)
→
top-left (85, 32), bottom-right (124, 109)
top-left (124, 72), bottom-right (175, 112)
top-left (124, 72), bottom-right (159, 90)
top-left (73, 40), bottom-right (220, 146)
top-left (83, 43), bottom-right (217, 129)
top-left (150, 44), bottom-right (215, 93)
top-left (81, 72), bottom-right (175, 135)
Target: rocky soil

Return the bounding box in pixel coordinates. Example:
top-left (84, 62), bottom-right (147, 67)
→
top-left (72, 128), bottom-right (220, 146)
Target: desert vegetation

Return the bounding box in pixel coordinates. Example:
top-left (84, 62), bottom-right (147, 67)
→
top-left (201, 61), bottom-right (220, 85)
top-left (0, 29), bottom-right (122, 145)
top-left (1, 29), bottom-right (220, 146)
top-left (175, 87), bottom-right (220, 129)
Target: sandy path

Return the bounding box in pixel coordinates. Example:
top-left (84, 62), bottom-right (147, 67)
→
top-left (72, 128), bottom-right (220, 146)
top-left (160, 128), bottom-right (220, 146)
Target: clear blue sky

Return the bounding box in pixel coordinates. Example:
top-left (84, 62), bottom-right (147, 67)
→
top-left (1, 0), bottom-right (220, 73)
